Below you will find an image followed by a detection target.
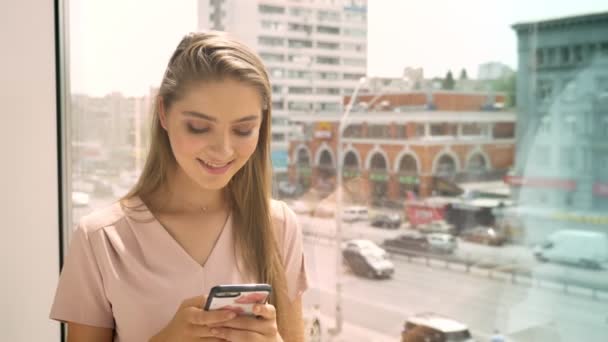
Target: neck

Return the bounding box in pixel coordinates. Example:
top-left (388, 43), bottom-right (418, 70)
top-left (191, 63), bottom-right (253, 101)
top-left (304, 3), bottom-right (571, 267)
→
top-left (153, 164), bottom-right (227, 214)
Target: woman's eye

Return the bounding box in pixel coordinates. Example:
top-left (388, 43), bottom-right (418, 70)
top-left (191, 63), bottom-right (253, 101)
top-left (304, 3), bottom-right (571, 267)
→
top-left (186, 123), bottom-right (209, 134)
top-left (233, 129), bottom-right (253, 137)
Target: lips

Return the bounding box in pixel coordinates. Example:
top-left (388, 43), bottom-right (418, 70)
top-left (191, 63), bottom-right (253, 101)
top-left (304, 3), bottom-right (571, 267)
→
top-left (197, 158), bottom-right (234, 175)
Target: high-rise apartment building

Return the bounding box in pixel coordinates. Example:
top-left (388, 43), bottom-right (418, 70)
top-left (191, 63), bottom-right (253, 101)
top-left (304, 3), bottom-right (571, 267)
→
top-left (198, 0), bottom-right (368, 179)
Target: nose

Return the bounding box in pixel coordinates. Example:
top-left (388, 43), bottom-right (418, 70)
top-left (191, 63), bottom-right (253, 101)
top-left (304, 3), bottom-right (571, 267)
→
top-left (209, 129), bottom-right (234, 157)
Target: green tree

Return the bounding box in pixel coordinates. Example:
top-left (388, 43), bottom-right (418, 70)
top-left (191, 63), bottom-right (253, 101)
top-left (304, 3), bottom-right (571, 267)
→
top-left (491, 71), bottom-right (517, 107)
top-left (459, 68), bottom-right (468, 80)
top-left (442, 70), bottom-right (455, 90)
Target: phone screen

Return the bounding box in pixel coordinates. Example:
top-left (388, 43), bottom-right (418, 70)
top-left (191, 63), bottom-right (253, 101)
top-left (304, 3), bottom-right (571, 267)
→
top-left (205, 285), bottom-right (271, 316)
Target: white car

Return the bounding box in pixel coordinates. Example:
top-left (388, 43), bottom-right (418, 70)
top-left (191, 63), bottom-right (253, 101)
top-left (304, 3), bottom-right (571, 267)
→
top-left (426, 233), bottom-right (458, 254)
top-left (402, 312), bottom-right (475, 342)
top-left (341, 206), bottom-right (369, 222)
top-left (341, 239), bottom-right (387, 256)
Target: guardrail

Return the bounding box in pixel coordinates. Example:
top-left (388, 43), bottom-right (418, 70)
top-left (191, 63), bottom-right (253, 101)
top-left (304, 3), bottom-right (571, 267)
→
top-left (303, 230), bottom-right (608, 301)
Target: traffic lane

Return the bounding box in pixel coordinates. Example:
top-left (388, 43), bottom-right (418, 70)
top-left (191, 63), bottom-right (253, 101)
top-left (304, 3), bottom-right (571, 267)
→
top-left (299, 214), bottom-right (608, 287)
top-left (303, 240), bottom-right (608, 342)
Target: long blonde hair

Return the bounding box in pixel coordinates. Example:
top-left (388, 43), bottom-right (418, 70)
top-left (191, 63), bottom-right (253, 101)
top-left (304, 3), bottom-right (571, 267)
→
top-left (123, 32), bottom-right (292, 338)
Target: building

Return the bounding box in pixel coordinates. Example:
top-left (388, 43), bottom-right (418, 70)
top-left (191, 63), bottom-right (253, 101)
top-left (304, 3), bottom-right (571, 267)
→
top-left (509, 11), bottom-right (608, 243)
top-left (198, 0), bottom-right (368, 180)
top-left (287, 91), bottom-right (516, 202)
top-left (477, 62), bottom-right (514, 80)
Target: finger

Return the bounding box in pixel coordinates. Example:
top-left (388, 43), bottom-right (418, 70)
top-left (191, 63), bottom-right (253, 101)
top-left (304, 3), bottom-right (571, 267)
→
top-left (210, 327), bottom-right (265, 342)
top-left (252, 304), bottom-right (276, 320)
top-left (209, 315), bottom-right (277, 336)
top-left (185, 306), bottom-right (236, 325)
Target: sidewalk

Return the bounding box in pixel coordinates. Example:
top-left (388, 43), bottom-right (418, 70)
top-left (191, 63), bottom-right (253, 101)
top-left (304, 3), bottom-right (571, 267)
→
top-left (318, 313), bottom-right (397, 342)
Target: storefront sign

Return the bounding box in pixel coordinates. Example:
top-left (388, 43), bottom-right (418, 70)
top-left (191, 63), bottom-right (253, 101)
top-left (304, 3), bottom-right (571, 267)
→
top-left (369, 173), bottom-right (388, 182)
top-left (405, 204), bottom-right (445, 226)
top-left (399, 176), bottom-right (419, 185)
top-left (504, 176), bottom-right (576, 190)
top-left (593, 182), bottom-right (608, 197)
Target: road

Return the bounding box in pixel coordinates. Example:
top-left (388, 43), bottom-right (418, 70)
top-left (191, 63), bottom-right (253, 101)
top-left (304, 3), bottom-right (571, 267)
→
top-left (302, 239), bottom-right (608, 341)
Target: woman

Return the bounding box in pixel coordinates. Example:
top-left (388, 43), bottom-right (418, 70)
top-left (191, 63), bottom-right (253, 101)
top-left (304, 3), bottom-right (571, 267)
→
top-left (50, 31), bottom-right (308, 342)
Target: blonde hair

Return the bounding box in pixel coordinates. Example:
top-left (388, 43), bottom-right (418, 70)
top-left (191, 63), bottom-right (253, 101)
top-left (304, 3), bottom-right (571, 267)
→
top-left (122, 32), bottom-right (292, 338)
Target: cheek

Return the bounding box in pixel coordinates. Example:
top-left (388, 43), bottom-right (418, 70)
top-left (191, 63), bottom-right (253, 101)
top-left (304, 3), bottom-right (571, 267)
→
top-left (169, 130), bottom-right (206, 157)
top-left (235, 135), bottom-right (259, 158)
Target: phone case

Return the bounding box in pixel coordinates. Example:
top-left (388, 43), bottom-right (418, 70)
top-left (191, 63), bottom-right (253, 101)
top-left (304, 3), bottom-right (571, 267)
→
top-left (204, 284), bottom-right (272, 316)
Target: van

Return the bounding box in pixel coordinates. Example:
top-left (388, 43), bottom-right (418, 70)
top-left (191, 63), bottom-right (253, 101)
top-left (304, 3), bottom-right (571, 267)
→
top-left (342, 206), bottom-right (369, 222)
top-left (342, 247), bottom-right (394, 279)
top-left (534, 230), bottom-right (608, 269)
top-left (402, 312), bottom-right (474, 342)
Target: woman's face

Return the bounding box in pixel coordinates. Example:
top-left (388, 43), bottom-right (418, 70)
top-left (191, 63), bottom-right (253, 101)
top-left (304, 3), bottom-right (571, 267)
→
top-left (160, 78), bottom-right (264, 191)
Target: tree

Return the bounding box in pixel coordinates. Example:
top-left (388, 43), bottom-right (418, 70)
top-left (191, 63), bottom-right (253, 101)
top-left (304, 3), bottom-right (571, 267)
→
top-left (491, 71), bottom-right (517, 107)
top-left (459, 68), bottom-right (468, 80)
top-left (442, 70), bottom-right (455, 90)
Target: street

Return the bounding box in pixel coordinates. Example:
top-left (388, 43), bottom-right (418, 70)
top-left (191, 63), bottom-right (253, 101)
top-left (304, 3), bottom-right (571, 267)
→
top-left (302, 238), bottom-right (608, 341)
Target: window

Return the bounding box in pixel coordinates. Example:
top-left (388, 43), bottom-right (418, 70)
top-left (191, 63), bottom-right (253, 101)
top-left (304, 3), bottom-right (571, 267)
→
top-left (288, 54), bottom-right (312, 64)
top-left (318, 102), bottom-right (340, 112)
top-left (396, 125), bottom-right (408, 139)
top-left (268, 68), bottom-right (284, 78)
top-left (288, 101), bottom-right (313, 111)
top-left (317, 25), bottom-right (340, 35)
top-left (316, 56), bottom-right (340, 65)
top-left (288, 86), bottom-right (313, 94)
top-left (415, 124), bottom-right (426, 137)
top-left (343, 124), bottom-right (363, 138)
top-left (317, 71), bottom-right (339, 80)
top-left (344, 11), bottom-right (366, 22)
top-left (574, 45), bottom-right (583, 63)
top-left (316, 41), bottom-right (340, 50)
top-left (287, 69), bottom-right (312, 79)
top-left (343, 27), bottom-right (366, 37)
top-left (563, 115), bottom-right (577, 135)
top-left (536, 48), bottom-right (544, 66)
top-left (561, 46), bottom-right (571, 64)
top-left (343, 72), bottom-right (364, 80)
top-left (271, 133), bottom-right (286, 141)
top-left (260, 52), bottom-right (284, 62)
top-left (367, 124), bottom-right (389, 138)
top-left (288, 23), bottom-right (312, 34)
top-left (560, 146), bottom-right (576, 169)
top-left (537, 79), bottom-right (553, 101)
top-left (493, 122), bottom-right (515, 138)
top-left (461, 123), bottom-right (488, 137)
top-left (343, 42), bottom-right (365, 52)
top-left (430, 123), bottom-right (457, 137)
top-left (271, 85), bottom-right (283, 94)
top-left (258, 4), bottom-right (284, 14)
top-left (258, 36), bottom-right (284, 47)
top-left (342, 58), bottom-right (366, 67)
top-left (317, 10), bottom-right (340, 22)
top-left (316, 87), bottom-right (340, 95)
top-left (261, 20), bottom-right (285, 31)
top-left (288, 39), bottom-right (313, 48)
top-left (289, 7), bottom-right (312, 17)
top-left (546, 47), bottom-right (556, 65)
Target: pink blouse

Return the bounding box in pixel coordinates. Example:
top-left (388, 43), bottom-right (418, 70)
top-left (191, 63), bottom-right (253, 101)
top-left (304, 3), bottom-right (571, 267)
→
top-left (50, 196), bottom-right (308, 341)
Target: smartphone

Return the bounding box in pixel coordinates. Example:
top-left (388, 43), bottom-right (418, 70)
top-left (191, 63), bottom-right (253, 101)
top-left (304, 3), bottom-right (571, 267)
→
top-left (204, 283), bottom-right (272, 316)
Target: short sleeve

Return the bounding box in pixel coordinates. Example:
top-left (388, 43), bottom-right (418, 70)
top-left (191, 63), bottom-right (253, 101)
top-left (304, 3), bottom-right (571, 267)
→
top-left (49, 224), bottom-right (114, 328)
top-left (280, 202), bottom-right (309, 302)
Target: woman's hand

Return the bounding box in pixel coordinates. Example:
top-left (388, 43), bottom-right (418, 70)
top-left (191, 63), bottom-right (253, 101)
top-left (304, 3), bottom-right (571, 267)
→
top-left (207, 303), bottom-right (283, 342)
top-left (150, 295), bottom-right (236, 342)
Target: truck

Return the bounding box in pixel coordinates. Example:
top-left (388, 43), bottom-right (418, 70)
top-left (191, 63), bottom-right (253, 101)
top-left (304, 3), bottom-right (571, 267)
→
top-left (534, 230), bottom-right (608, 269)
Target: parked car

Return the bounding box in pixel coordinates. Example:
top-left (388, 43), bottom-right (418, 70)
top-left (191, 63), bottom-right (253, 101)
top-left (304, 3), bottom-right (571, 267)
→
top-left (460, 227), bottom-right (507, 246)
top-left (341, 239), bottom-right (388, 256)
top-left (277, 181), bottom-right (303, 198)
top-left (402, 312), bottom-right (474, 342)
top-left (426, 233), bottom-right (458, 254)
top-left (370, 212), bottom-right (402, 229)
top-left (342, 247), bottom-right (394, 279)
top-left (418, 220), bottom-right (454, 235)
top-left (342, 206), bottom-right (369, 222)
top-left (534, 230), bottom-right (608, 269)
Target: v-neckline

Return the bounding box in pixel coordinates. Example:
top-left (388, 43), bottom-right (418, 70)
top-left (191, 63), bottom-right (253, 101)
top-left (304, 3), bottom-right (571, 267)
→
top-left (136, 196), bottom-right (232, 270)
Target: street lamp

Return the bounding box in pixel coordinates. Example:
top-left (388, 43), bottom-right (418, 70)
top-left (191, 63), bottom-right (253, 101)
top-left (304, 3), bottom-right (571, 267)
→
top-left (331, 76), bottom-right (366, 335)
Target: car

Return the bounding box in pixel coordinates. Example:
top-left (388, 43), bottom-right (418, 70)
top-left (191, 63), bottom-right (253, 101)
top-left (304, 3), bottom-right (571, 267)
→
top-left (342, 206), bottom-right (369, 222)
top-left (534, 230), bottom-right (608, 269)
top-left (460, 227), bottom-right (507, 246)
top-left (341, 239), bottom-right (387, 256)
top-left (370, 212), bottom-right (402, 229)
top-left (426, 233), bottom-right (458, 254)
top-left (342, 247), bottom-right (395, 279)
top-left (277, 181), bottom-right (303, 198)
top-left (418, 220), bottom-right (455, 234)
top-left (402, 312), bottom-right (475, 342)
top-left (382, 232), bottom-right (431, 255)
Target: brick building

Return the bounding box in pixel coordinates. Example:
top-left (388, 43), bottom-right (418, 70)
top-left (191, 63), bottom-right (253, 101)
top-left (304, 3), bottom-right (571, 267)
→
top-left (286, 91), bottom-right (516, 202)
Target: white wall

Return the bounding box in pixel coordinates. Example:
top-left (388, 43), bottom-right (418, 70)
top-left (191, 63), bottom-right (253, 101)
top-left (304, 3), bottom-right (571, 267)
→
top-left (0, 0), bottom-right (61, 340)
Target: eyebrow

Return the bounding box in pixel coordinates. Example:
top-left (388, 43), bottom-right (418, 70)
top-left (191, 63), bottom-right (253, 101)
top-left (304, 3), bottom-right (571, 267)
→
top-left (182, 111), bottom-right (260, 123)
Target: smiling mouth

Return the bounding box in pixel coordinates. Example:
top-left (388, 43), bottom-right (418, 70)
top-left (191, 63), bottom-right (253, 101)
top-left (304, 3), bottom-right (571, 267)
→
top-left (197, 158), bottom-right (235, 174)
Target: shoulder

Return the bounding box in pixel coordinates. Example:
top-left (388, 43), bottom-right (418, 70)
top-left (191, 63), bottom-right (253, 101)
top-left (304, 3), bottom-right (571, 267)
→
top-left (77, 200), bottom-right (128, 236)
top-left (269, 199), bottom-right (300, 239)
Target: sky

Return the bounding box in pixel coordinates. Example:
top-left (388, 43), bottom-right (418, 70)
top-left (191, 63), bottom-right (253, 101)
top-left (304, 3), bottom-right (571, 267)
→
top-left (69, 0), bottom-right (608, 97)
